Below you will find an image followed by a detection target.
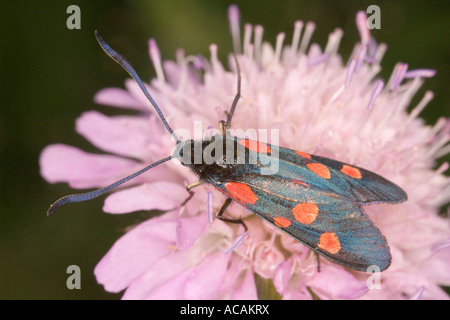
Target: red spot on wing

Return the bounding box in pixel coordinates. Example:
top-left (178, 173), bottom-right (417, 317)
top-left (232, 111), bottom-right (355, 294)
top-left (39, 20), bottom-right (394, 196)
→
top-left (224, 182), bottom-right (258, 205)
top-left (318, 232), bottom-right (341, 254)
top-left (238, 139), bottom-right (271, 154)
top-left (341, 164), bottom-right (362, 179)
top-left (292, 203), bottom-right (319, 224)
top-left (274, 216), bottom-right (292, 228)
top-left (295, 151), bottom-right (312, 159)
top-left (307, 163), bottom-right (331, 179)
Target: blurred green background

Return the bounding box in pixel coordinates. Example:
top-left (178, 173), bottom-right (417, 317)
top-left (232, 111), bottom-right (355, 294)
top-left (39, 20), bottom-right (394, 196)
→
top-left (1, 0), bottom-right (449, 299)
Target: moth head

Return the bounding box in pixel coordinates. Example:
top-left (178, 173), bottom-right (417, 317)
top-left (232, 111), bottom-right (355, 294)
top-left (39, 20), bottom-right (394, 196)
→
top-left (173, 139), bottom-right (200, 168)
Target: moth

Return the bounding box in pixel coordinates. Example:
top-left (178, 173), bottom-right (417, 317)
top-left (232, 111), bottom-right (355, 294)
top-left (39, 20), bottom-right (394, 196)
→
top-left (48, 31), bottom-right (407, 272)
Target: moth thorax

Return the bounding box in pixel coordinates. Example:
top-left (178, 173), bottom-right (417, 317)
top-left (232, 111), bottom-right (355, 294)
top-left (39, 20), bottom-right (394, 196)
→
top-left (174, 135), bottom-right (247, 169)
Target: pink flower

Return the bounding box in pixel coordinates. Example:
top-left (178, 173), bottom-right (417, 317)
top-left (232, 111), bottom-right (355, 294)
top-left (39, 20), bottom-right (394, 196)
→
top-left (40, 5), bottom-right (450, 299)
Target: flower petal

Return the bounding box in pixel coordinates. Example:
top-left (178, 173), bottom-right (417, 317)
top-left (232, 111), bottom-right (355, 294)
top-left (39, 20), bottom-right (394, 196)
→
top-left (184, 252), bottom-right (231, 299)
top-left (142, 252), bottom-right (231, 299)
top-left (40, 144), bottom-right (137, 189)
top-left (217, 256), bottom-right (256, 299)
top-left (75, 111), bottom-right (155, 160)
top-left (103, 181), bottom-right (187, 214)
top-left (230, 268), bottom-right (258, 300)
top-left (273, 260), bottom-right (292, 296)
top-left (94, 214), bottom-right (178, 293)
top-left (143, 268), bottom-right (192, 300)
top-left (94, 83), bottom-right (147, 111)
top-left (308, 265), bottom-right (368, 299)
top-left (176, 214), bottom-right (208, 250)
top-left (122, 250), bottom-right (190, 300)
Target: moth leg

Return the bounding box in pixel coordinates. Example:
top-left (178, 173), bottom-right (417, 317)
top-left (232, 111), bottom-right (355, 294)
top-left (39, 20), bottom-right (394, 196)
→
top-left (181, 181), bottom-right (204, 207)
top-left (186, 180), bottom-right (203, 191)
top-left (216, 198), bottom-right (248, 231)
top-left (315, 252), bottom-right (321, 273)
top-left (216, 197), bottom-right (232, 218)
top-left (180, 191), bottom-right (195, 206)
top-left (224, 52), bottom-right (241, 130)
top-left (219, 52), bottom-right (242, 134)
top-left (219, 120), bottom-right (226, 136)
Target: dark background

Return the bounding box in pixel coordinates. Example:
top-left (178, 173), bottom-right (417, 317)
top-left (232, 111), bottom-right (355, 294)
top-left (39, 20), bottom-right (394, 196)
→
top-left (1, 0), bottom-right (449, 299)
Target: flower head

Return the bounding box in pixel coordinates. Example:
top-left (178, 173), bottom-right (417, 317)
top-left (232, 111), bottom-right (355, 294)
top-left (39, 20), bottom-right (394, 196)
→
top-left (40, 5), bottom-right (450, 299)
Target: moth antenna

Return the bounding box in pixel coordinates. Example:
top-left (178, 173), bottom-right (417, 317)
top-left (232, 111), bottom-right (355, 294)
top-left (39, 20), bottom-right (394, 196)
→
top-left (94, 31), bottom-right (180, 144)
top-left (47, 156), bottom-right (173, 215)
top-left (225, 52), bottom-right (242, 129)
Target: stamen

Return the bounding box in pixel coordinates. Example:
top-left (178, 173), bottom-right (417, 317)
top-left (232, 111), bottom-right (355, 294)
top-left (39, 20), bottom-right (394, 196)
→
top-left (409, 286), bottom-right (426, 300)
top-left (224, 232), bottom-right (249, 254)
top-left (274, 32), bottom-right (285, 64)
top-left (355, 44), bottom-right (367, 71)
top-left (431, 238), bottom-right (450, 252)
top-left (246, 43), bottom-right (254, 61)
top-left (324, 28), bottom-right (343, 57)
top-left (373, 43), bottom-right (387, 64)
top-left (178, 54), bottom-right (209, 93)
top-left (299, 21), bottom-right (315, 54)
top-left (177, 56), bottom-right (198, 93)
top-left (193, 55), bottom-right (205, 70)
top-left (367, 64), bottom-right (382, 83)
top-left (430, 118), bottom-right (448, 137)
top-left (328, 84), bottom-right (345, 105)
top-left (175, 48), bottom-right (185, 65)
top-left (407, 90), bottom-right (434, 122)
top-left (254, 25), bottom-right (264, 66)
top-left (291, 20), bottom-right (304, 55)
top-left (351, 80), bottom-right (384, 137)
top-left (308, 53), bottom-right (328, 66)
top-left (389, 63), bottom-right (408, 91)
top-left (366, 80), bottom-right (384, 110)
top-left (395, 76), bottom-right (421, 113)
top-left (207, 191), bottom-right (214, 224)
top-left (435, 144), bottom-right (450, 159)
top-left (345, 58), bottom-right (356, 89)
top-left (364, 56), bottom-right (377, 64)
top-left (364, 36), bottom-right (378, 63)
top-left (425, 133), bottom-right (450, 159)
top-left (148, 38), bottom-right (165, 83)
top-left (442, 121), bottom-right (450, 136)
top-left (404, 68), bottom-right (437, 79)
top-left (435, 162), bottom-right (449, 175)
top-left (243, 23), bottom-right (253, 57)
top-left (228, 4), bottom-right (241, 53)
top-left (356, 11), bottom-right (370, 45)
top-left (209, 44), bottom-right (220, 74)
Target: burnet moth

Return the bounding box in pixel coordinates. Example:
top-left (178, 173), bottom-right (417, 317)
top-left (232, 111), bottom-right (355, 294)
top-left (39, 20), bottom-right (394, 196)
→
top-left (48, 31), bottom-right (407, 272)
